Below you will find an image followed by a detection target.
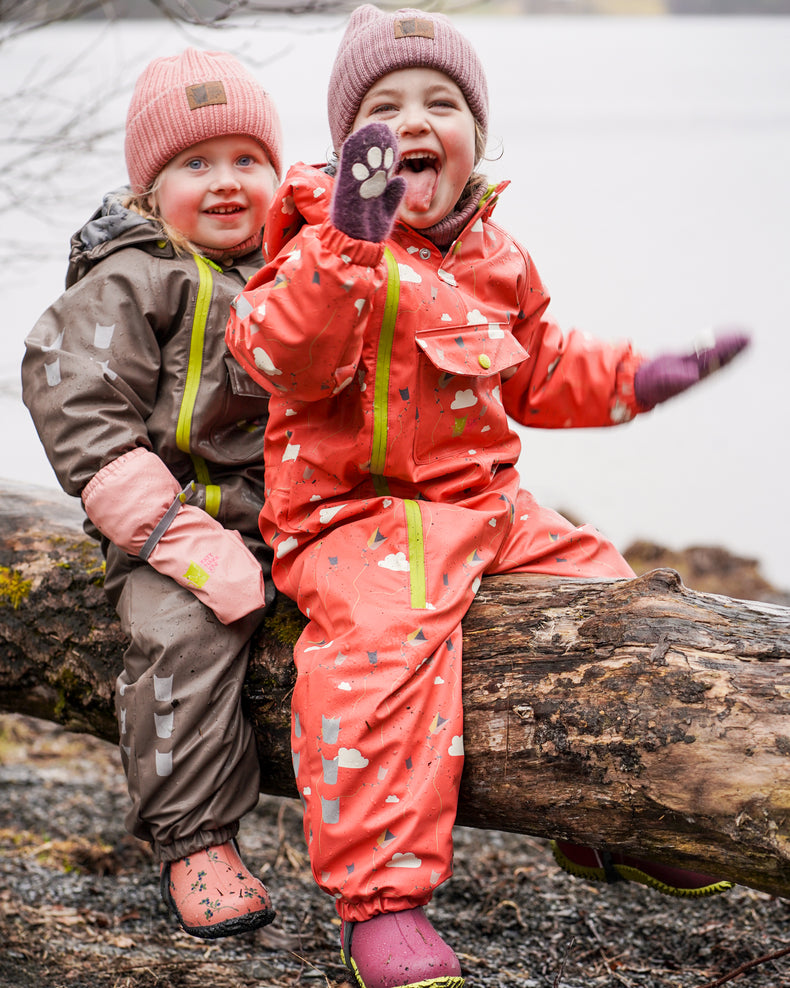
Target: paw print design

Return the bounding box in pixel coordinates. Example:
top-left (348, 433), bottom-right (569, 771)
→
top-left (333, 123), bottom-right (404, 241)
top-left (351, 144), bottom-right (396, 201)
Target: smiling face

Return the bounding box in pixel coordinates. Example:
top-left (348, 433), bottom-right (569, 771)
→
top-left (351, 67), bottom-right (477, 230)
top-left (154, 134), bottom-right (278, 252)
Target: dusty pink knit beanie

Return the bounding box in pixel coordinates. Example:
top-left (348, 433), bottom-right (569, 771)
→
top-left (125, 48), bottom-right (283, 193)
top-left (327, 4), bottom-right (488, 153)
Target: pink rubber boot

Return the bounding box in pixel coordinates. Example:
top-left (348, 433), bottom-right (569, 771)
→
top-left (551, 840), bottom-right (733, 898)
top-left (340, 906), bottom-right (464, 988)
top-left (160, 840), bottom-right (275, 938)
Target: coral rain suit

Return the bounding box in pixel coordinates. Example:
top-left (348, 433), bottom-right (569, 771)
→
top-left (226, 162), bottom-right (646, 923)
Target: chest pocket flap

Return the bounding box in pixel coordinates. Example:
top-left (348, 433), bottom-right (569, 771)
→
top-left (415, 322), bottom-right (527, 378)
top-left (224, 353), bottom-right (271, 399)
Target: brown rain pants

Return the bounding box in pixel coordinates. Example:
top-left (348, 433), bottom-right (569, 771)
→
top-left (103, 540), bottom-right (266, 862)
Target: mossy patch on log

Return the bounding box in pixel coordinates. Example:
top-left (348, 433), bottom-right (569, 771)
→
top-left (0, 567), bottom-right (32, 608)
top-left (261, 595), bottom-right (308, 647)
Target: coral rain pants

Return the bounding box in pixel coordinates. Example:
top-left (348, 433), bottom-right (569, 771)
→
top-left (271, 471), bottom-right (634, 923)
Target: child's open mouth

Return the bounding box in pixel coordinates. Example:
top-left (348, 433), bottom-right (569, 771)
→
top-left (398, 152), bottom-right (440, 212)
top-left (205, 205), bottom-right (245, 216)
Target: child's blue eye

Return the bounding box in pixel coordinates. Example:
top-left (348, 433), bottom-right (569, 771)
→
top-left (186, 158), bottom-right (203, 170)
top-left (237, 155), bottom-right (254, 166)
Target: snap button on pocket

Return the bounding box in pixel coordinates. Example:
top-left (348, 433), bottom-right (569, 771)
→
top-left (478, 354), bottom-right (492, 370)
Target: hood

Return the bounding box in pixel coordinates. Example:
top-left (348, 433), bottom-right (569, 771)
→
top-left (262, 162), bottom-right (334, 262)
top-left (65, 188), bottom-right (171, 289)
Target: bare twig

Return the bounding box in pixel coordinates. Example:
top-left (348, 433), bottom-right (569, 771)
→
top-left (697, 944), bottom-right (790, 988)
top-left (553, 936), bottom-right (575, 988)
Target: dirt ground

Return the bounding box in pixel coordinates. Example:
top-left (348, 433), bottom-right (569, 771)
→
top-left (1, 712), bottom-right (790, 988)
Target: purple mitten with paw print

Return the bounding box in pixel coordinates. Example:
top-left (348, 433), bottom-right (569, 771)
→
top-left (634, 328), bottom-right (751, 409)
top-left (331, 123), bottom-right (406, 243)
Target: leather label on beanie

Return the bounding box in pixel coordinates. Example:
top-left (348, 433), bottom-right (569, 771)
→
top-left (185, 80), bottom-right (228, 110)
top-left (394, 18), bottom-right (435, 40)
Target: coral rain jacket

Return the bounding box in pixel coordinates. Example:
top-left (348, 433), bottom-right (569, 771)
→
top-left (226, 162), bottom-right (645, 548)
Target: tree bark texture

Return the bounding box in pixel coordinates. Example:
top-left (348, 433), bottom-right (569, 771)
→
top-left (2, 482), bottom-right (790, 898)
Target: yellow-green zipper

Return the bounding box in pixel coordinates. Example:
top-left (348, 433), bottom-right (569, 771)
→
top-left (370, 247), bottom-right (399, 479)
top-left (367, 250), bottom-right (426, 608)
top-left (175, 254), bottom-right (221, 517)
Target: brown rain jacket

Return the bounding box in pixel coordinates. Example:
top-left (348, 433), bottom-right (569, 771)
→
top-left (22, 191), bottom-right (271, 539)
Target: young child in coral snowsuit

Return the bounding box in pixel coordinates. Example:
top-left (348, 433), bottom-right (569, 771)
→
top-left (22, 49), bottom-right (284, 941)
top-left (225, 7), bottom-right (748, 986)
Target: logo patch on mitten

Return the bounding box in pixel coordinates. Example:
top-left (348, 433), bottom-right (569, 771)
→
top-left (183, 561), bottom-right (210, 588)
top-left (394, 18), bottom-right (434, 40)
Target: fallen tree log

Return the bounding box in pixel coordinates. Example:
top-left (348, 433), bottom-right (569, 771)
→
top-left (2, 481), bottom-right (790, 899)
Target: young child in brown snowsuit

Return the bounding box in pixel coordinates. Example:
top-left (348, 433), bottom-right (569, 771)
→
top-left (23, 48), bottom-right (283, 940)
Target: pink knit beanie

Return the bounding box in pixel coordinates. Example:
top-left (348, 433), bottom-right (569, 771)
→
top-left (326, 4), bottom-right (488, 153)
top-left (125, 48), bottom-right (283, 193)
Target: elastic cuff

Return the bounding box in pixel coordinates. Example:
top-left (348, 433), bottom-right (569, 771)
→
top-left (319, 218), bottom-right (386, 267)
top-left (611, 351), bottom-right (650, 422)
top-left (155, 822), bottom-right (239, 863)
top-left (81, 445), bottom-right (151, 504)
top-left (335, 891), bottom-right (433, 924)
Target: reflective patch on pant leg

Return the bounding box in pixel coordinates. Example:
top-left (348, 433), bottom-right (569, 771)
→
top-left (154, 711), bottom-right (174, 739)
top-left (156, 750), bottom-right (173, 777)
top-left (322, 796), bottom-right (340, 824)
top-left (154, 674), bottom-right (174, 702)
top-left (404, 499), bottom-right (426, 609)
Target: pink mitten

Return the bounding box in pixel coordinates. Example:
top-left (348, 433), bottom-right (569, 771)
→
top-left (82, 447), bottom-right (267, 624)
top-left (331, 122), bottom-right (406, 243)
top-left (634, 329), bottom-right (751, 409)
